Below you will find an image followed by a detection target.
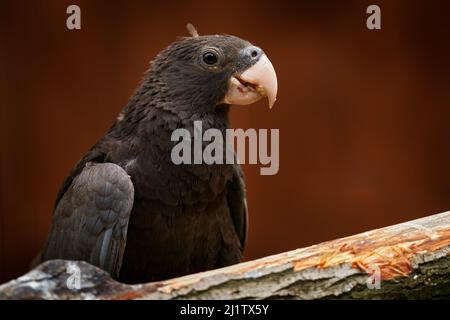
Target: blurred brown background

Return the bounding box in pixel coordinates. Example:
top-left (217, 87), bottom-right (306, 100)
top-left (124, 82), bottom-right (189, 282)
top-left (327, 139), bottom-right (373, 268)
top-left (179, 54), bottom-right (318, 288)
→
top-left (1, 0), bottom-right (450, 283)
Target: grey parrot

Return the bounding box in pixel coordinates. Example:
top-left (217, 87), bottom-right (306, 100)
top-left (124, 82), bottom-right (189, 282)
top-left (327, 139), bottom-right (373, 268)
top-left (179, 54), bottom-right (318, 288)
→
top-left (41, 29), bottom-right (277, 283)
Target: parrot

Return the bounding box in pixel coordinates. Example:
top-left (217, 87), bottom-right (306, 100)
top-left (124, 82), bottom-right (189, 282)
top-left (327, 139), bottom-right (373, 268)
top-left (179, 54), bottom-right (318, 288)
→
top-left (40, 26), bottom-right (278, 284)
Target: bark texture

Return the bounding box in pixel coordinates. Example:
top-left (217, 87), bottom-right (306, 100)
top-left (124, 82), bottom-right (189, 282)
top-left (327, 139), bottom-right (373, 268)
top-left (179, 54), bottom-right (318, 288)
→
top-left (1, 211), bottom-right (449, 300)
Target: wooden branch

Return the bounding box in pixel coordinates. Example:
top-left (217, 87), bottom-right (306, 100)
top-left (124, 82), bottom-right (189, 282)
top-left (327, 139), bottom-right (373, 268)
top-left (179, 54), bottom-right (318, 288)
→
top-left (1, 211), bottom-right (449, 300)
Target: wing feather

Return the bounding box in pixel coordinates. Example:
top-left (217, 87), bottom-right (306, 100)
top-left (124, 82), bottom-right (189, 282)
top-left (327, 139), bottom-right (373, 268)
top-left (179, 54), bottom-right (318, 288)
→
top-left (226, 164), bottom-right (248, 249)
top-left (43, 162), bottom-right (134, 278)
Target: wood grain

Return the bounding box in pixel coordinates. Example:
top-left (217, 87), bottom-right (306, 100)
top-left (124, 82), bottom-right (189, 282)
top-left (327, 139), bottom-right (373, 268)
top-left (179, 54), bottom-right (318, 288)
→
top-left (1, 211), bottom-right (449, 299)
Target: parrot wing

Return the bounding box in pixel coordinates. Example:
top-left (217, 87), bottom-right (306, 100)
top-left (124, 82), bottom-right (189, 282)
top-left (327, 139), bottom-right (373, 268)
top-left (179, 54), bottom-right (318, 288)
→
top-left (226, 164), bottom-right (248, 250)
top-left (43, 162), bottom-right (134, 278)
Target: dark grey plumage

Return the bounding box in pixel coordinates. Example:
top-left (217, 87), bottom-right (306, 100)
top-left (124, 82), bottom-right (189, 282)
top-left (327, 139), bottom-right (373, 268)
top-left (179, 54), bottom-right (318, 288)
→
top-left (41, 34), bottom-right (263, 283)
top-left (44, 163), bottom-right (134, 278)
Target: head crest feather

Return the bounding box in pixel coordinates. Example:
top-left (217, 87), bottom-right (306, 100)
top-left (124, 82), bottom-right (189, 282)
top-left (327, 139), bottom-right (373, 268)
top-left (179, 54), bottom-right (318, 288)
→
top-left (186, 23), bottom-right (199, 38)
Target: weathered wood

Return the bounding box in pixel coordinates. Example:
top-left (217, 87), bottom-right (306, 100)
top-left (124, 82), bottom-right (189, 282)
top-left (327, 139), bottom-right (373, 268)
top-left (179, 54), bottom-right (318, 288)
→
top-left (1, 211), bottom-right (449, 300)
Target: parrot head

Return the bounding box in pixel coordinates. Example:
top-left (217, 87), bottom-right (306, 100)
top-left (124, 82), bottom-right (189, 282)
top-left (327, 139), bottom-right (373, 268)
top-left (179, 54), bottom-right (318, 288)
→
top-left (147, 30), bottom-right (278, 112)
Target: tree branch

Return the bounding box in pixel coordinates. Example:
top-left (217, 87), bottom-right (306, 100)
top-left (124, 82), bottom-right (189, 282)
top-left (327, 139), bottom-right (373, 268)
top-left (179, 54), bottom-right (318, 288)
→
top-left (1, 211), bottom-right (449, 299)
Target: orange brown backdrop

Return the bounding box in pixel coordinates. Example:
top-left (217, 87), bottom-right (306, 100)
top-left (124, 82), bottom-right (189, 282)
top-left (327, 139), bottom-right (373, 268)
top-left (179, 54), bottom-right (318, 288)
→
top-left (1, 0), bottom-right (450, 283)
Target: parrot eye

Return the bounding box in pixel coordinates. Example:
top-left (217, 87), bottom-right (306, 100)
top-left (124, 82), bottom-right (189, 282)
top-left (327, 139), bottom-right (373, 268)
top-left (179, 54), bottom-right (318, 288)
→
top-left (202, 51), bottom-right (218, 65)
top-left (199, 47), bottom-right (223, 69)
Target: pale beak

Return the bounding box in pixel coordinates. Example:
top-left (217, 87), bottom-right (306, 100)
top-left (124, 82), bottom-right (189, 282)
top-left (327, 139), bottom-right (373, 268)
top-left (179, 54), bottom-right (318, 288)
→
top-left (221, 54), bottom-right (278, 109)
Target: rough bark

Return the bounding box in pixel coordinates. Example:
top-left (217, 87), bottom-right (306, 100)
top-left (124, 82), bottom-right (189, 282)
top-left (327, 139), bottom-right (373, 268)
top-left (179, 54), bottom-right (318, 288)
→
top-left (1, 211), bottom-right (449, 300)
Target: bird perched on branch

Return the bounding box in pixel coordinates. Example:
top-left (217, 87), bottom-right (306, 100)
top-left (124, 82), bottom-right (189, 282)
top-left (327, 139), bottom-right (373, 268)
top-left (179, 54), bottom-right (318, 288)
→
top-left (40, 25), bottom-right (278, 283)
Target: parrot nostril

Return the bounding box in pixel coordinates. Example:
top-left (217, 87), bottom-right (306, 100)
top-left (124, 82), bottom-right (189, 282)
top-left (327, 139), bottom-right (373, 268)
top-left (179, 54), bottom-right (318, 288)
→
top-left (244, 46), bottom-right (262, 60)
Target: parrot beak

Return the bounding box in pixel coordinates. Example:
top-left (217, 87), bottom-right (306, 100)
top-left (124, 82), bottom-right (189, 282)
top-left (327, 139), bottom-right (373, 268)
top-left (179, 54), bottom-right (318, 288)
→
top-left (221, 54), bottom-right (278, 109)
